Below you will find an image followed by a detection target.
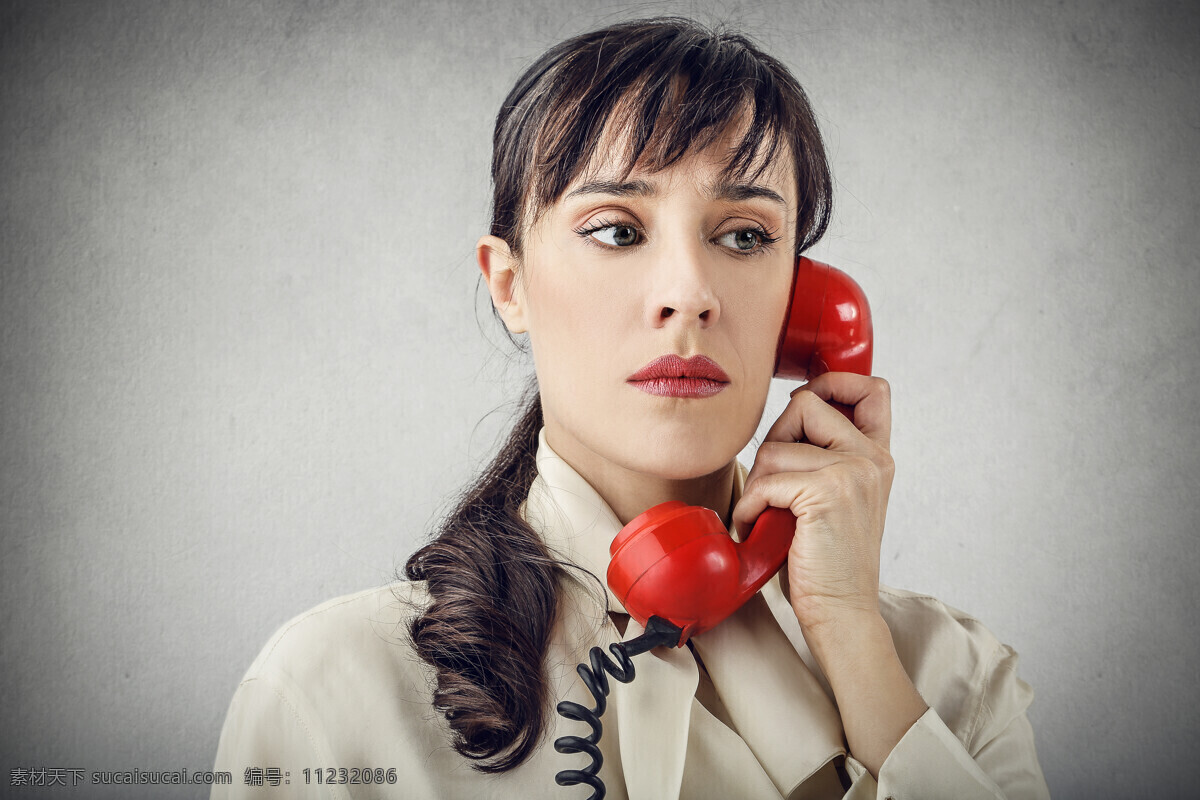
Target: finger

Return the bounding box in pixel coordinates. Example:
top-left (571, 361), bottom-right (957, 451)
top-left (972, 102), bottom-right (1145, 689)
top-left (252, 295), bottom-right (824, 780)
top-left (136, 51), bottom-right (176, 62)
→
top-left (732, 458), bottom-right (881, 539)
top-left (731, 468), bottom-right (829, 538)
top-left (795, 373), bottom-right (892, 449)
top-left (742, 439), bottom-right (844, 491)
top-left (764, 388), bottom-right (869, 454)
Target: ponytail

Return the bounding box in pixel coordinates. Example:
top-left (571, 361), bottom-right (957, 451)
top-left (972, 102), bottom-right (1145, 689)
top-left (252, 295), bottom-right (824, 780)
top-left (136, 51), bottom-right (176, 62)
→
top-left (403, 386), bottom-right (564, 772)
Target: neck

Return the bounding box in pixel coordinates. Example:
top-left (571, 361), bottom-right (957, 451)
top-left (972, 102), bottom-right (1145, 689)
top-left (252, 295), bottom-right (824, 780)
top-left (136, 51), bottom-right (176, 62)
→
top-left (543, 424), bottom-right (739, 528)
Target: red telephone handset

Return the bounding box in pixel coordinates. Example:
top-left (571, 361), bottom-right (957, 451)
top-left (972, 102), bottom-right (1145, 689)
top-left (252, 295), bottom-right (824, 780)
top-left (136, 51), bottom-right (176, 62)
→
top-left (774, 256), bottom-right (873, 381)
top-left (555, 259), bottom-right (873, 797)
top-left (607, 257), bottom-right (873, 645)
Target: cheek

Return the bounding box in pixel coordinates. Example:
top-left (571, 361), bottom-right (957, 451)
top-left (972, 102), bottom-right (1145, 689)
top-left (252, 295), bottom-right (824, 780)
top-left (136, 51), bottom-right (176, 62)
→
top-left (523, 262), bottom-right (629, 376)
top-left (725, 273), bottom-right (793, 376)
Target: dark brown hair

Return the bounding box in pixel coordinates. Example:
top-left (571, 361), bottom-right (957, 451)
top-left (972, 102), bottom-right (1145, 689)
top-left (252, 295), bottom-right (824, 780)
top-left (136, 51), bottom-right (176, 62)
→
top-left (404, 16), bottom-right (832, 773)
top-left (491, 16), bottom-right (832, 257)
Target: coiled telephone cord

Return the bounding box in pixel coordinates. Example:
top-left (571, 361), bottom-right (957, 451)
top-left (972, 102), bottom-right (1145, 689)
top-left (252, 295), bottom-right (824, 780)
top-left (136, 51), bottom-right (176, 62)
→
top-left (553, 616), bottom-right (684, 800)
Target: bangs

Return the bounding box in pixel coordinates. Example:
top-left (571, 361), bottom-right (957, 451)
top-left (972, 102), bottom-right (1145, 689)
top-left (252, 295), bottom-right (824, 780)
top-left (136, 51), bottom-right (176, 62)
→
top-left (492, 17), bottom-right (831, 255)
top-left (531, 33), bottom-right (788, 206)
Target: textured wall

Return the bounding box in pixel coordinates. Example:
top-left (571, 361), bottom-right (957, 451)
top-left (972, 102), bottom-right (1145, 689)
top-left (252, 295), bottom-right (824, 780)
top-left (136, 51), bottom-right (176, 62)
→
top-left (1, 1), bottom-right (1197, 797)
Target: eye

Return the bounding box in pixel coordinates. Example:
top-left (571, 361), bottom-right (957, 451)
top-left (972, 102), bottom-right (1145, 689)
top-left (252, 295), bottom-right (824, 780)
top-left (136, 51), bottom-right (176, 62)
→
top-left (589, 223), bottom-right (640, 247)
top-left (715, 227), bottom-right (778, 254)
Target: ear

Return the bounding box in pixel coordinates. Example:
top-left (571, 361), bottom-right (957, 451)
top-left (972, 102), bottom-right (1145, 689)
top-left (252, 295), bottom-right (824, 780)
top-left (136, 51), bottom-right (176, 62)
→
top-left (476, 235), bottom-right (527, 334)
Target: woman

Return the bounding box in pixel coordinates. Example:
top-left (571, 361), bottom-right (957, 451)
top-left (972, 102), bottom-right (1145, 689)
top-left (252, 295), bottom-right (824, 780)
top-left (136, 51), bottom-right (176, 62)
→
top-left (213, 17), bottom-right (1048, 799)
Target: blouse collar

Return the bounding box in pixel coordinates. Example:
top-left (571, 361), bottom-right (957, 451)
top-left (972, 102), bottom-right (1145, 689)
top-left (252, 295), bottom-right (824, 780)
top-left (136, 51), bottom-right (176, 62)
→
top-left (523, 426), bottom-right (726, 615)
top-left (521, 427), bottom-right (847, 799)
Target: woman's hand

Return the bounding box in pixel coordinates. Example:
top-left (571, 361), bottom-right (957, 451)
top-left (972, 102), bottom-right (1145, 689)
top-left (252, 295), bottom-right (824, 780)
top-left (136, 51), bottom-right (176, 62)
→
top-left (731, 372), bottom-right (895, 633)
top-left (731, 372), bottom-right (926, 777)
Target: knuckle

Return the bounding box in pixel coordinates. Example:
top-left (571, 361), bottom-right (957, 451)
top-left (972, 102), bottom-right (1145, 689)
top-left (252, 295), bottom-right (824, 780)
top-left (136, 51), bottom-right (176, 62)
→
top-left (849, 455), bottom-right (876, 483)
top-left (741, 473), bottom-right (769, 501)
top-left (835, 456), bottom-right (883, 495)
top-left (878, 450), bottom-right (896, 479)
top-left (798, 390), bottom-right (825, 412)
top-left (756, 441), bottom-right (786, 469)
top-left (825, 463), bottom-right (861, 500)
top-left (866, 437), bottom-right (894, 466)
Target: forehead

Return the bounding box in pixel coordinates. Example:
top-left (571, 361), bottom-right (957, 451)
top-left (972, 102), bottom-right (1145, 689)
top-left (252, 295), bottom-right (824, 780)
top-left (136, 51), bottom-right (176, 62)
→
top-left (554, 109), bottom-right (797, 211)
top-left (577, 143), bottom-right (794, 200)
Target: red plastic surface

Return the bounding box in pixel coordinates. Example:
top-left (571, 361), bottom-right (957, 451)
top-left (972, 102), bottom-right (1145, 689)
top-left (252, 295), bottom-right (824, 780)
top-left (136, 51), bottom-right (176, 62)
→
top-left (774, 257), bottom-right (874, 380)
top-left (607, 503), bottom-right (797, 644)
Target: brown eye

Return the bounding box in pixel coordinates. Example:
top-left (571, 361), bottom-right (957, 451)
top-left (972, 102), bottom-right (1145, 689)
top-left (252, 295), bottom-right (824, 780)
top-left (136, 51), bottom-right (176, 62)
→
top-left (593, 225), bottom-right (640, 247)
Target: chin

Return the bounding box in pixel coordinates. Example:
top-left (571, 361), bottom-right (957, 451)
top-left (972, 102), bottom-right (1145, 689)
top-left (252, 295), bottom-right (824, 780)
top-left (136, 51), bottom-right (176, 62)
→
top-left (625, 427), bottom-right (741, 481)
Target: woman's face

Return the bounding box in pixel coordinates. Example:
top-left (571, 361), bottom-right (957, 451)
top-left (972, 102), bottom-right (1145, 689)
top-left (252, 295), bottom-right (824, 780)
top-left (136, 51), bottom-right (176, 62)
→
top-left (484, 131), bottom-right (797, 486)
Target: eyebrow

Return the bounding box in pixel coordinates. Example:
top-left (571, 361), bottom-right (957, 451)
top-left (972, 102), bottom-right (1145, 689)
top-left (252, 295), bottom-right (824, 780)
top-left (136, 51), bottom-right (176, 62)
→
top-left (566, 179), bottom-right (657, 199)
top-left (565, 177), bottom-right (786, 207)
top-left (711, 179), bottom-right (787, 206)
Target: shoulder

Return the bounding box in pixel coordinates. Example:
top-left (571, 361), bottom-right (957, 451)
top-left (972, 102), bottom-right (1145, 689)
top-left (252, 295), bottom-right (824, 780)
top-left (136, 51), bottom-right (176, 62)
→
top-left (877, 585), bottom-right (1035, 750)
top-left (213, 581), bottom-right (465, 793)
top-left (239, 580), bottom-right (431, 686)
top-left (877, 584), bottom-right (1005, 661)
top-left (229, 580), bottom-right (443, 753)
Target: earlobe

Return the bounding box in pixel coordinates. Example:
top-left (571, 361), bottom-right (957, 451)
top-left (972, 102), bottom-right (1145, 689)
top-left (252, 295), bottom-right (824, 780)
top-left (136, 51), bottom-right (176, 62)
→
top-left (476, 235), bottom-right (527, 334)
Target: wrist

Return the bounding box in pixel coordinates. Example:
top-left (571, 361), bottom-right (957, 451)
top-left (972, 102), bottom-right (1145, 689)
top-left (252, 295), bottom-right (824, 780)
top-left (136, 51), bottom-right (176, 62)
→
top-left (790, 593), bottom-right (881, 638)
top-left (799, 607), bottom-right (892, 671)
top-left (799, 609), bottom-right (928, 778)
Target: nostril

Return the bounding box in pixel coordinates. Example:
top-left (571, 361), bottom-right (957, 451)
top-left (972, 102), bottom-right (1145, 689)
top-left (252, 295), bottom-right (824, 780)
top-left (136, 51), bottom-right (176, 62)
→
top-left (661, 307), bottom-right (675, 319)
top-left (699, 310), bottom-right (709, 321)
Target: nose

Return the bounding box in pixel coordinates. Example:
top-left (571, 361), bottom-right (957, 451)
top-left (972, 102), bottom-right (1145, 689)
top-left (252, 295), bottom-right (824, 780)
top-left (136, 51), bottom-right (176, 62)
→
top-left (645, 240), bottom-right (721, 329)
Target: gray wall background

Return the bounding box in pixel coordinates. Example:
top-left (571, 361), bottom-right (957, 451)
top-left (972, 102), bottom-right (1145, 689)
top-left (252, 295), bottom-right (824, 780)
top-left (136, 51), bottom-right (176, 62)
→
top-left (2, 1), bottom-right (1197, 798)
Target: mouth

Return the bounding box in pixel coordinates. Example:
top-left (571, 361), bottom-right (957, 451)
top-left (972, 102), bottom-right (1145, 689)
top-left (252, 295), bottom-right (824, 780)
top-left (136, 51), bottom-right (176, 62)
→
top-left (627, 354), bottom-right (730, 398)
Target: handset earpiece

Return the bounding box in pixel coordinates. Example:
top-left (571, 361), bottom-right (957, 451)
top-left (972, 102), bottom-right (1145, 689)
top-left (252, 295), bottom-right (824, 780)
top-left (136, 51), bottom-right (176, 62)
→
top-left (775, 256), bottom-right (874, 380)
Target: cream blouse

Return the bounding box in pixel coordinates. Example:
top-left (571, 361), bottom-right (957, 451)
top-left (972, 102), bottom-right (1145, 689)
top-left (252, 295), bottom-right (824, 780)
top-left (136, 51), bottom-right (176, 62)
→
top-left (212, 429), bottom-right (1049, 799)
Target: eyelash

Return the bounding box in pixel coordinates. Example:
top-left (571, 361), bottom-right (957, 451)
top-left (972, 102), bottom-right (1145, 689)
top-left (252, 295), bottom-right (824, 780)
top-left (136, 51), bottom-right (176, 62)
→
top-left (573, 217), bottom-right (781, 256)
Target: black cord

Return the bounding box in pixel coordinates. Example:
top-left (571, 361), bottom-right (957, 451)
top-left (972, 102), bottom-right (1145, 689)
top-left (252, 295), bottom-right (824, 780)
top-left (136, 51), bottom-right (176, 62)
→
top-left (554, 616), bottom-right (684, 799)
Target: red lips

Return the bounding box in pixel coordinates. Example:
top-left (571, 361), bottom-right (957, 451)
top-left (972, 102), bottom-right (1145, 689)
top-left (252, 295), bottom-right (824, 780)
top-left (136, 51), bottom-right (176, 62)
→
top-left (628, 355), bottom-right (730, 398)
top-left (629, 354), bottom-right (730, 382)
